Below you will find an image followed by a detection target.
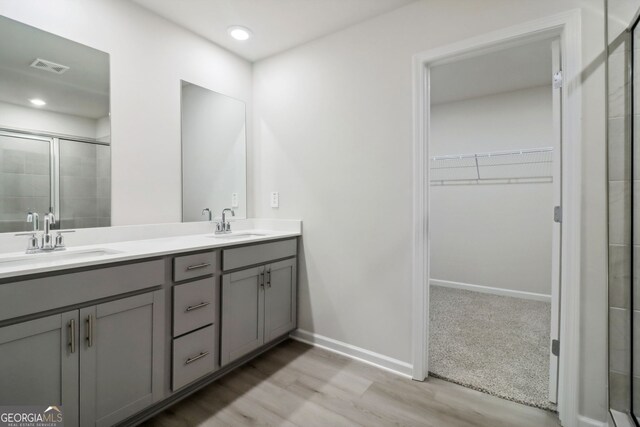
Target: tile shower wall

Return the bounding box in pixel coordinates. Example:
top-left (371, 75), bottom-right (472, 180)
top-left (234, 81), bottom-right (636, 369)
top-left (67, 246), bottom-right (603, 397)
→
top-left (59, 140), bottom-right (110, 229)
top-left (0, 134), bottom-right (50, 233)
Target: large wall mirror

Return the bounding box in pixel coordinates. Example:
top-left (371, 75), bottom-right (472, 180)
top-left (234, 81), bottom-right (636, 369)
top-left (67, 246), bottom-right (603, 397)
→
top-left (0, 16), bottom-right (111, 232)
top-left (181, 81), bottom-right (247, 222)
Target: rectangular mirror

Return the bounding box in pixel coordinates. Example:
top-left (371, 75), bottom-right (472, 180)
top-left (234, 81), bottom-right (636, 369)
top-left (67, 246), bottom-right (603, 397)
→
top-left (181, 81), bottom-right (247, 221)
top-left (0, 16), bottom-right (111, 232)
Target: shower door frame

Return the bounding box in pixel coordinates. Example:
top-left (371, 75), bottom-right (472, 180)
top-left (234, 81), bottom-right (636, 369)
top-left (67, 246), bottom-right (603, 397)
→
top-left (626, 12), bottom-right (640, 427)
top-left (411, 10), bottom-right (582, 427)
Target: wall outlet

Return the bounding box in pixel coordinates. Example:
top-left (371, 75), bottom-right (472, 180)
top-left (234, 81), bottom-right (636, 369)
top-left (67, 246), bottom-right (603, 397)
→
top-left (231, 193), bottom-right (239, 208)
top-left (270, 191), bottom-right (279, 208)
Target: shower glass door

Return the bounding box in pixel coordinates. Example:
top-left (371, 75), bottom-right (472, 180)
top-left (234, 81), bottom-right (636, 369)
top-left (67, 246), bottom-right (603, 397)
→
top-left (58, 139), bottom-right (111, 229)
top-left (608, 1), bottom-right (640, 424)
top-left (633, 18), bottom-right (640, 425)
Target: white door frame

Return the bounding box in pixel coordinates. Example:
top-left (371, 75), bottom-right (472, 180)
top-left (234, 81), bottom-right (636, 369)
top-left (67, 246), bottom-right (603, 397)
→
top-left (411, 10), bottom-right (582, 427)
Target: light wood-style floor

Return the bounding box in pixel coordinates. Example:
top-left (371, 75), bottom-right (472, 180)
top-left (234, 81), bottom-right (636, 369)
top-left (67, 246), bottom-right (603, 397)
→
top-left (142, 340), bottom-right (560, 427)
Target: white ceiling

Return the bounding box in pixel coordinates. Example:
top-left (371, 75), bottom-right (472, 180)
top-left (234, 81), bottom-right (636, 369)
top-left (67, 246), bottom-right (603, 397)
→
top-left (0, 16), bottom-right (109, 119)
top-left (130, 0), bottom-right (416, 61)
top-left (431, 38), bottom-right (555, 105)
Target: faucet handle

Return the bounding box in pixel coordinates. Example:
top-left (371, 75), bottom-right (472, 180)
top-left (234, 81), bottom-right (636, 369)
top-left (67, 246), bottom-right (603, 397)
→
top-left (27, 234), bottom-right (39, 253)
top-left (15, 232), bottom-right (40, 253)
top-left (54, 230), bottom-right (75, 250)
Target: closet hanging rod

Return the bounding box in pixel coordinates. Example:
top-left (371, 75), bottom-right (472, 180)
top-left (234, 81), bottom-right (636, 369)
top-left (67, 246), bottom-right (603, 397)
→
top-left (431, 146), bottom-right (553, 161)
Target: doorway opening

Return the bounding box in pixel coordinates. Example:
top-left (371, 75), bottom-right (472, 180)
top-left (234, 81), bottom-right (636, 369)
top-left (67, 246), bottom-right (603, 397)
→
top-left (425, 37), bottom-right (561, 411)
top-left (412, 12), bottom-right (582, 425)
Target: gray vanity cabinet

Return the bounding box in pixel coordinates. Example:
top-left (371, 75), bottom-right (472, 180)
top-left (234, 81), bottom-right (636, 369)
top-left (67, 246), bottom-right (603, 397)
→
top-left (0, 311), bottom-right (80, 427)
top-left (80, 291), bottom-right (164, 427)
top-left (264, 258), bottom-right (297, 342)
top-left (221, 251), bottom-right (297, 366)
top-left (220, 265), bottom-right (265, 365)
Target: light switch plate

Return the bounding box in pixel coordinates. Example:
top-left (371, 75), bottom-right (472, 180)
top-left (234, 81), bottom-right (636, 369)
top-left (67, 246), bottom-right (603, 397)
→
top-left (270, 191), bottom-right (279, 208)
top-left (231, 193), bottom-right (239, 208)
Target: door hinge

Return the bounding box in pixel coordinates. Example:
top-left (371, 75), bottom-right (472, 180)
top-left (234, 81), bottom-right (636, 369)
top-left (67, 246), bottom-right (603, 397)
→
top-left (553, 71), bottom-right (563, 89)
top-left (552, 339), bottom-right (560, 356)
top-left (554, 206), bottom-right (562, 223)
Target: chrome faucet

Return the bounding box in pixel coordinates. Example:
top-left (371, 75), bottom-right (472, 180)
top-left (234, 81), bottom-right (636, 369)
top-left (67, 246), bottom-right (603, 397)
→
top-left (41, 212), bottom-right (56, 250)
top-left (16, 211), bottom-right (74, 253)
top-left (202, 208), bottom-right (212, 221)
top-left (215, 208), bottom-right (235, 234)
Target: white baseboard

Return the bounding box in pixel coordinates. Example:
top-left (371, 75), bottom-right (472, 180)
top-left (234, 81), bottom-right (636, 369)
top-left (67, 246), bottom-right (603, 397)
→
top-left (289, 329), bottom-right (413, 378)
top-left (430, 279), bottom-right (551, 303)
top-left (577, 414), bottom-right (608, 427)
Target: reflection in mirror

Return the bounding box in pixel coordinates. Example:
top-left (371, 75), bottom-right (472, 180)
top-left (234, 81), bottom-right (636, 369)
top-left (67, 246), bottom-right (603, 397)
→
top-left (0, 16), bottom-right (111, 232)
top-left (181, 81), bottom-right (247, 222)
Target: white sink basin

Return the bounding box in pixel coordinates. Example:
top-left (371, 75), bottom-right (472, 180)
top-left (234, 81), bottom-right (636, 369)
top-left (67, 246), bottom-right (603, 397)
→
top-left (208, 232), bottom-right (269, 240)
top-left (0, 249), bottom-right (122, 269)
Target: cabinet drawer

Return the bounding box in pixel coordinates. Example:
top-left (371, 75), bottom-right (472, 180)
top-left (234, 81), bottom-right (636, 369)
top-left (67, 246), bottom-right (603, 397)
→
top-left (172, 325), bottom-right (216, 391)
top-left (222, 239), bottom-right (297, 271)
top-left (173, 252), bottom-right (216, 282)
top-left (173, 278), bottom-right (216, 337)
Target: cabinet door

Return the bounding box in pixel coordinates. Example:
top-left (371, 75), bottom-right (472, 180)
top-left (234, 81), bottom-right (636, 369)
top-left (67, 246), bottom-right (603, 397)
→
top-left (220, 265), bottom-right (265, 365)
top-left (264, 258), bottom-right (297, 342)
top-left (0, 311), bottom-right (79, 427)
top-left (80, 291), bottom-right (164, 427)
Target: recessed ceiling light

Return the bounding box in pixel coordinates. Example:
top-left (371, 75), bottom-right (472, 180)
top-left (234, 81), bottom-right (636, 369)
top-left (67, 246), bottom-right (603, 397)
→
top-left (228, 26), bottom-right (252, 41)
top-left (29, 99), bottom-right (46, 106)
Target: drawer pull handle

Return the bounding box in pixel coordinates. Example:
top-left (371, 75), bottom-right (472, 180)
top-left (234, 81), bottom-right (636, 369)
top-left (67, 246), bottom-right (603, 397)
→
top-left (185, 351), bottom-right (210, 365)
top-left (185, 301), bottom-right (211, 312)
top-left (186, 263), bottom-right (211, 271)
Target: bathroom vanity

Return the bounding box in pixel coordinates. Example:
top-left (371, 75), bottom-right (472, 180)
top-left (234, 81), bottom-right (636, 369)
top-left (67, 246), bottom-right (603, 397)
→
top-left (0, 228), bottom-right (299, 427)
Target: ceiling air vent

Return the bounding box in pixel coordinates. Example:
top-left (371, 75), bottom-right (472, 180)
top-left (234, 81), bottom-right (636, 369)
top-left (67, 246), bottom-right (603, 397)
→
top-left (30, 58), bottom-right (70, 75)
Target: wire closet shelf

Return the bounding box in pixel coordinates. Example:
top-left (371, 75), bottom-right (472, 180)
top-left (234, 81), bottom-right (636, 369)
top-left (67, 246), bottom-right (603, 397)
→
top-left (430, 147), bottom-right (554, 185)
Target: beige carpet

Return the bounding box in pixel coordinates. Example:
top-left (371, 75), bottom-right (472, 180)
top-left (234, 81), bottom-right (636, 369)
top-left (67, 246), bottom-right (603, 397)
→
top-left (428, 285), bottom-right (555, 411)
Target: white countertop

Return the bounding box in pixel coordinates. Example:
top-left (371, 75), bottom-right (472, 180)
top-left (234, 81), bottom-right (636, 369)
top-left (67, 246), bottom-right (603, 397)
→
top-left (0, 220), bottom-right (301, 280)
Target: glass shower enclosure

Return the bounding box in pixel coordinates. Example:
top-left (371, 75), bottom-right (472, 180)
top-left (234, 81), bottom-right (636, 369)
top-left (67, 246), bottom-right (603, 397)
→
top-left (0, 130), bottom-right (111, 232)
top-left (608, 0), bottom-right (640, 425)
